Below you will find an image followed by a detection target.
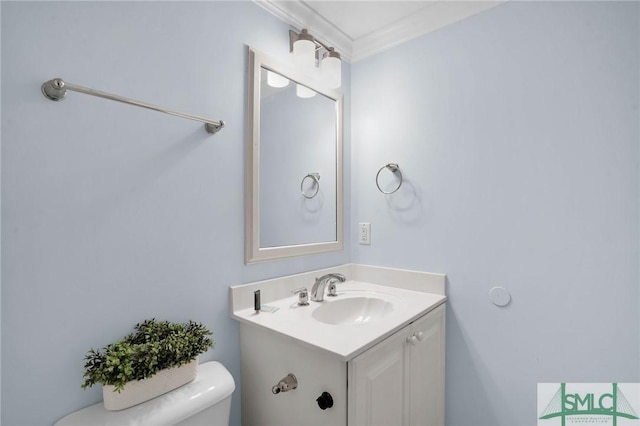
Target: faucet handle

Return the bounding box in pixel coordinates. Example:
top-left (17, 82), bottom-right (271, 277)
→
top-left (292, 287), bottom-right (309, 306)
top-left (327, 281), bottom-right (339, 297)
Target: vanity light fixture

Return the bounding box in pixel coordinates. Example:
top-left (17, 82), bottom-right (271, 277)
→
top-left (292, 29), bottom-right (316, 72)
top-left (267, 71), bottom-right (290, 88)
top-left (290, 28), bottom-right (342, 90)
top-left (321, 47), bottom-right (341, 89)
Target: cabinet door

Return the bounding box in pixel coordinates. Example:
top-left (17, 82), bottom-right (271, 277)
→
top-left (408, 304), bottom-right (446, 426)
top-left (348, 304), bottom-right (446, 426)
top-left (348, 327), bottom-right (410, 426)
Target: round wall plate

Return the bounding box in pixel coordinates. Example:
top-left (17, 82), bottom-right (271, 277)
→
top-left (489, 286), bottom-right (511, 307)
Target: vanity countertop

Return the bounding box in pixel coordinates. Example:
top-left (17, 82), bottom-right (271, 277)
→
top-left (230, 264), bottom-right (447, 361)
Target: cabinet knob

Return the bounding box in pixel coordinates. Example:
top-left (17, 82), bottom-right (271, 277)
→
top-left (406, 332), bottom-right (425, 345)
top-left (406, 335), bottom-right (418, 345)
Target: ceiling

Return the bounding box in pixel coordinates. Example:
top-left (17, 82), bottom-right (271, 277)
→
top-left (255, 1), bottom-right (506, 62)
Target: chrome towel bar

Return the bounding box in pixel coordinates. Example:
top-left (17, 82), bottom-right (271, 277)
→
top-left (41, 78), bottom-right (225, 134)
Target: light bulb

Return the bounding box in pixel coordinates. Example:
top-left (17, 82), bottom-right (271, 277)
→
top-left (321, 49), bottom-right (341, 89)
top-left (296, 84), bottom-right (316, 98)
top-left (267, 71), bottom-right (289, 88)
top-left (293, 29), bottom-right (316, 74)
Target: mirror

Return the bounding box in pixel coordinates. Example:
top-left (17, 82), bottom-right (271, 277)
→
top-left (246, 48), bottom-right (343, 263)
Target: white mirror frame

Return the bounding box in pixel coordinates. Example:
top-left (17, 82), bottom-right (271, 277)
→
top-left (246, 47), bottom-right (344, 264)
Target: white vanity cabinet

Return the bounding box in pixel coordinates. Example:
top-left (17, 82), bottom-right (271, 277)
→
top-left (348, 304), bottom-right (446, 426)
top-left (239, 303), bottom-right (445, 426)
top-left (232, 264), bottom-right (447, 426)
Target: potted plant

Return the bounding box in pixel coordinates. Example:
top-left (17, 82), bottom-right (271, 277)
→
top-left (82, 318), bottom-right (214, 410)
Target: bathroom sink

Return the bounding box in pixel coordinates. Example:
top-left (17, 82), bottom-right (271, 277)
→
top-left (231, 270), bottom-right (447, 360)
top-left (312, 296), bottom-right (394, 325)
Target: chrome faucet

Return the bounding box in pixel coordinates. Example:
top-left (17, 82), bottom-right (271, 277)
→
top-left (310, 273), bottom-right (346, 302)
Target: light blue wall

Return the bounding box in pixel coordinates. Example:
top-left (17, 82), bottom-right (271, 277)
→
top-left (352, 2), bottom-right (639, 425)
top-left (0, 2), bottom-right (351, 425)
top-left (3, 1), bottom-right (638, 426)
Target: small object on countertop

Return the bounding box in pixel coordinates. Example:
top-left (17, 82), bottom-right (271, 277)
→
top-left (260, 305), bottom-right (279, 313)
top-left (254, 290), bottom-right (261, 313)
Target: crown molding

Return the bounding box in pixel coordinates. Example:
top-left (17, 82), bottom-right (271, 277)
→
top-left (352, 1), bottom-right (506, 62)
top-left (253, 0), bottom-right (354, 62)
top-left (254, 0), bottom-right (506, 64)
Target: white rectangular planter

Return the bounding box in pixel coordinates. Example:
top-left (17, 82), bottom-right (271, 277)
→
top-left (102, 357), bottom-right (199, 411)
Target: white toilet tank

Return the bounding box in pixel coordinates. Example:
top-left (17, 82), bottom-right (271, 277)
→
top-left (55, 361), bottom-right (235, 426)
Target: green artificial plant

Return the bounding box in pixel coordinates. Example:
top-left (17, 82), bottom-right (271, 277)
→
top-left (82, 319), bottom-right (214, 392)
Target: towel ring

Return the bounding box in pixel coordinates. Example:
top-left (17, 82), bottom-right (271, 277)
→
top-left (376, 163), bottom-right (403, 194)
top-left (301, 173), bottom-right (321, 199)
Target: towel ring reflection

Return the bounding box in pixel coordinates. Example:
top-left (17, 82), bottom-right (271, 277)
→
top-left (301, 173), bottom-right (321, 199)
top-left (376, 163), bottom-right (403, 194)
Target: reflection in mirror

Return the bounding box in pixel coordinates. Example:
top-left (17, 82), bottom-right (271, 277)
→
top-left (246, 48), bottom-right (343, 263)
top-left (259, 68), bottom-right (337, 248)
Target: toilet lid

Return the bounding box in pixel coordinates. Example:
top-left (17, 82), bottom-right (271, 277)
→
top-left (55, 361), bottom-right (235, 426)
